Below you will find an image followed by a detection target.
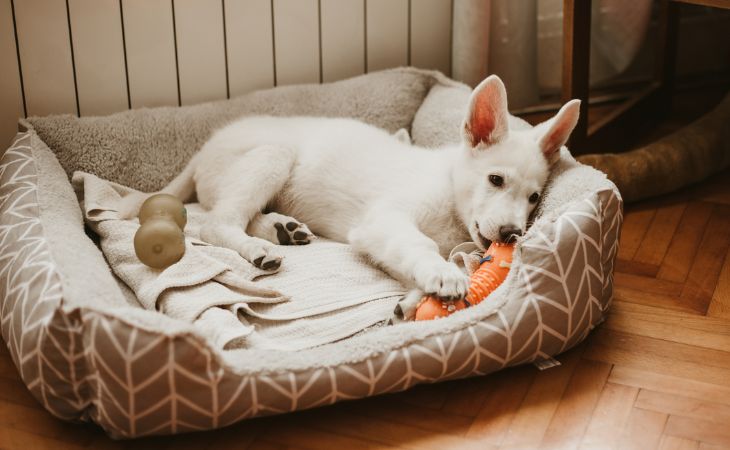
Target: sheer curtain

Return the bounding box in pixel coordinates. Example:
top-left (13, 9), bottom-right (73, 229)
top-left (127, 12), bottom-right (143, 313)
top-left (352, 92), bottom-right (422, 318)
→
top-left (452, 0), bottom-right (653, 108)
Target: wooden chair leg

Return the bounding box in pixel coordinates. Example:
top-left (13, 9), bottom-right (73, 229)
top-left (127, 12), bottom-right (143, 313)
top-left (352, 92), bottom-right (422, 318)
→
top-left (562, 0), bottom-right (681, 155)
top-left (562, 0), bottom-right (592, 154)
top-left (655, 0), bottom-right (681, 111)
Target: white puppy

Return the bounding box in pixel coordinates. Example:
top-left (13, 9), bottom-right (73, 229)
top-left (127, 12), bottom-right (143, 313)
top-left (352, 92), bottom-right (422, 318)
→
top-left (119, 75), bottom-right (580, 298)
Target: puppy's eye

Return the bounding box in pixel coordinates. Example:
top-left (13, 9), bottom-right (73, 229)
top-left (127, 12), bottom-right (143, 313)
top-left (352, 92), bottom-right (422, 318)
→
top-left (529, 192), bottom-right (540, 204)
top-left (488, 175), bottom-right (504, 187)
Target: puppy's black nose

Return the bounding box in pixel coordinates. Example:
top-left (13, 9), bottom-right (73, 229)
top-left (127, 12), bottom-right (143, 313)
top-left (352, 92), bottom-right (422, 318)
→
top-left (498, 225), bottom-right (522, 243)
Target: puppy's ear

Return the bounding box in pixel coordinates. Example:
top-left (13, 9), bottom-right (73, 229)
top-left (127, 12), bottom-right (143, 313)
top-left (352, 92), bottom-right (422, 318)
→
top-left (462, 75), bottom-right (509, 149)
top-left (537, 99), bottom-right (581, 164)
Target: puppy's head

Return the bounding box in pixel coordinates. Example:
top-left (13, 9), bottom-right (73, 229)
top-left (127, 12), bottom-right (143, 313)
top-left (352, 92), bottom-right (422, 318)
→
top-left (453, 75), bottom-right (581, 248)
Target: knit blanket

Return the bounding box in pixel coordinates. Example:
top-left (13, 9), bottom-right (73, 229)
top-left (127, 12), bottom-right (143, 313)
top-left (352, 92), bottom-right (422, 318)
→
top-left (72, 171), bottom-right (405, 351)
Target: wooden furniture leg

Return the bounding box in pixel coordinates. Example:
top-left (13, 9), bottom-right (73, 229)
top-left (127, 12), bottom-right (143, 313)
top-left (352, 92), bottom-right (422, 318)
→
top-left (562, 0), bottom-right (682, 154)
top-left (562, 0), bottom-right (592, 153)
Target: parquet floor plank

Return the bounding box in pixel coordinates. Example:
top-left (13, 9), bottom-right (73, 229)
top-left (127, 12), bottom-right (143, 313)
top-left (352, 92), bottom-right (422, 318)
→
top-left (440, 374), bottom-right (496, 416)
top-left (583, 330), bottom-right (730, 387)
top-left (634, 389), bottom-right (730, 426)
top-left (664, 415), bottom-right (730, 448)
top-left (658, 435), bottom-right (700, 450)
top-left (200, 419), bottom-right (264, 449)
top-left (691, 171), bottom-right (730, 206)
top-left (610, 301), bottom-right (730, 335)
top-left (247, 440), bottom-right (303, 450)
top-left (612, 286), bottom-right (701, 314)
top-left (657, 202), bottom-right (714, 283)
top-left (615, 259), bottom-right (660, 277)
top-left (579, 381), bottom-right (639, 449)
top-left (608, 366), bottom-right (730, 407)
top-left (679, 205), bottom-right (730, 312)
top-left (617, 407), bottom-right (668, 450)
top-left (464, 365), bottom-right (536, 443)
top-left (538, 359), bottom-right (611, 449)
top-left (346, 394), bottom-right (474, 436)
top-left (396, 383), bottom-right (452, 410)
top-left (264, 422), bottom-right (399, 450)
top-left (0, 376), bottom-right (44, 408)
top-left (708, 246), bottom-right (730, 318)
top-left (613, 272), bottom-right (683, 297)
top-left (306, 410), bottom-right (490, 450)
top-left (633, 200), bottom-right (687, 267)
top-left (500, 345), bottom-right (584, 449)
top-left (604, 301), bottom-right (730, 352)
top-left (616, 207), bottom-right (657, 261)
top-left (0, 400), bottom-right (100, 446)
top-left (0, 350), bottom-right (18, 379)
top-left (698, 443), bottom-right (728, 450)
top-left (0, 426), bottom-right (89, 450)
top-left (589, 328), bottom-right (730, 372)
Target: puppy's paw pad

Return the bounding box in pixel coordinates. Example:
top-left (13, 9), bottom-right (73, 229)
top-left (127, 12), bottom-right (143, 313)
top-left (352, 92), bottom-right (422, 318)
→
top-left (252, 253), bottom-right (283, 271)
top-left (262, 257), bottom-right (282, 270)
top-left (274, 220), bottom-right (315, 245)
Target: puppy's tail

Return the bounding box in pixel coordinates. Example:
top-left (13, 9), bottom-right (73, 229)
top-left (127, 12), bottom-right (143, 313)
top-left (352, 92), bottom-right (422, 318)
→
top-left (116, 160), bottom-right (196, 220)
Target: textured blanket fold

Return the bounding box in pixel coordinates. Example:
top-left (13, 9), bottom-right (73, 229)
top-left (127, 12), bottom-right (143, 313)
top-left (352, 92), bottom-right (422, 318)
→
top-left (72, 172), bottom-right (406, 351)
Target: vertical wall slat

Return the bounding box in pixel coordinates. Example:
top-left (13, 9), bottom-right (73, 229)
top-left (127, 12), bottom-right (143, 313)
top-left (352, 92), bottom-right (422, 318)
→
top-left (174, 0), bottom-right (227, 105)
top-left (224, 0), bottom-right (275, 97)
top-left (320, 0), bottom-right (365, 82)
top-left (0, 0), bottom-right (24, 146)
top-left (2, 0), bottom-right (458, 125)
top-left (122, 0), bottom-right (179, 108)
top-left (273, 0), bottom-right (320, 85)
top-left (68, 0), bottom-right (128, 116)
top-left (14, 0), bottom-right (77, 117)
top-left (411, 0), bottom-right (451, 75)
top-left (366, 0), bottom-right (408, 72)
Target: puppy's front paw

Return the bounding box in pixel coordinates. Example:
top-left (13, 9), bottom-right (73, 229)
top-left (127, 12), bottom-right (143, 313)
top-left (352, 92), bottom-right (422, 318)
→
top-left (414, 262), bottom-right (469, 300)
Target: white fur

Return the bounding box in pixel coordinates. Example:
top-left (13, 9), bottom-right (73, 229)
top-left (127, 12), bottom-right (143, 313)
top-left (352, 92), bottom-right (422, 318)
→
top-left (118, 75), bottom-right (580, 297)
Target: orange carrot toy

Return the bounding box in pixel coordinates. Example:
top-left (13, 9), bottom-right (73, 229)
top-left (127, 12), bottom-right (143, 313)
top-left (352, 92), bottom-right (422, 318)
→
top-left (415, 242), bottom-right (515, 321)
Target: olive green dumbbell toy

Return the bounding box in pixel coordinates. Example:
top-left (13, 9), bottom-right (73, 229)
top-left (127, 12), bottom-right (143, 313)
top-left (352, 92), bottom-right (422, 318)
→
top-left (133, 194), bottom-right (187, 269)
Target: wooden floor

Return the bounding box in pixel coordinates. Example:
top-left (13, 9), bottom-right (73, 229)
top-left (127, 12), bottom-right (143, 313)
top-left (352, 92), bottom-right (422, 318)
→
top-left (2, 88), bottom-right (730, 449)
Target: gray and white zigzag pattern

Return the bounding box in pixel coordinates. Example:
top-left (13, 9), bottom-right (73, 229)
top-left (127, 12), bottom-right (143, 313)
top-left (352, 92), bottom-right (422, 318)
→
top-left (0, 132), bottom-right (622, 438)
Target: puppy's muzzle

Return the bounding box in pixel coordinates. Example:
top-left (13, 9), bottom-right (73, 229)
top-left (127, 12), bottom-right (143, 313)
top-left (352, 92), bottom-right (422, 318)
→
top-left (498, 225), bottom-right (522, 243)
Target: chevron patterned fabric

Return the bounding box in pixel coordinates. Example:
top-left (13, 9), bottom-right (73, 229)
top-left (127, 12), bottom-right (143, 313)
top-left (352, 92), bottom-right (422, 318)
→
top-left (0, 68), bottom-right (622, 437)
top-left (0, 128), bottom-right (622, 437)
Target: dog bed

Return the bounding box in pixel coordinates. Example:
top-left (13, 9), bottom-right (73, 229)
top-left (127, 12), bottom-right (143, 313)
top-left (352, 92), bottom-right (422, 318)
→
top-left (0, 68), bottom-right (622, 438)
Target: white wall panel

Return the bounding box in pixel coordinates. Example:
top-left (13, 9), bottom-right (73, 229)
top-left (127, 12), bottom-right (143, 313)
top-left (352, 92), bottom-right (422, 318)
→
top-left (68, 0), bottom-right (128, 115)
top-left (0, 0), bottom-right (24, 147)
top-left (174, 0), bottom-right (227, 105)
top-left (411, 0), bottom-right (451, 75)
top-left (225, 0), bottom-right (275, 96)
top-left (122, 0), bottom-right (179, 108)
top-left (0, 0), bottom-right (456, 136)
top-left (366, 0), bottom-right (408, 72)
top-left (273, 0), bottom-right (320, 85)
top-left (321, 0), bottom-right (365, 82)
top-left (14, 0), bottom-right (77, 116)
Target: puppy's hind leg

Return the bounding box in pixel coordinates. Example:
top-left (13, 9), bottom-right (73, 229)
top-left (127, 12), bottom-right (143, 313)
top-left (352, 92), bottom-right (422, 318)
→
top-left (117, 159), bottom-right (197, 219)
top-left (248, 212), bottom-right (315, 245)
top-left (200, 145), bottom-right (296, 270)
